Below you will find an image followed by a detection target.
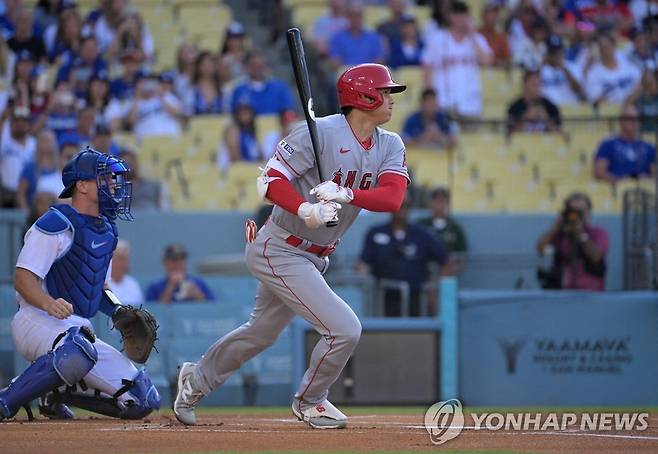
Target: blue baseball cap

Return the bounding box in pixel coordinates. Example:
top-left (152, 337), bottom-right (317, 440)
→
top-left (59, 148), bottom-right (129, 198)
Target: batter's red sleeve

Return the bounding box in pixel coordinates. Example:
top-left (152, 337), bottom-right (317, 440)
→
top-left (350, 173), bottom-right (406, 212)
top-left (265, 168), bottom-right (305, 214)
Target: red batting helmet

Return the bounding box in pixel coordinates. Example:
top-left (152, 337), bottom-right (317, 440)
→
top-left (337, 63), bottom-right (406, 111)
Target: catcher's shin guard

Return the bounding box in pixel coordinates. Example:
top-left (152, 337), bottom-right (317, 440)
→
top-left (53, 369), bottom-right (160, 419)
top-left (0, 326), bottom-right (97, 420)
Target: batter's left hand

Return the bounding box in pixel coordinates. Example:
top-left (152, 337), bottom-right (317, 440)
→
top-left (310, 181), bottom-right (353, 204)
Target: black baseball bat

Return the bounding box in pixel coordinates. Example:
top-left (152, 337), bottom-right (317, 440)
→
top-left (286, 27), bottom-right (338, 227)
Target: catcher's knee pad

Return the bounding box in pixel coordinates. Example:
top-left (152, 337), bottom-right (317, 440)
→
top-left (0, 326), bottom-right (97, 420)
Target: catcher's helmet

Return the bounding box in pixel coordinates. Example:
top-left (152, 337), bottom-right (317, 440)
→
top-left (337, 63), bottom-right (406, 111)
top-left (60, 147), bottom-right (133, 221)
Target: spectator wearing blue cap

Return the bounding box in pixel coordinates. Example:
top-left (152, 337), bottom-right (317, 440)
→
top-left (230, 50), bottom-right (294, 115)
top-left (593, 104), bottom-right (656, 182)
top-left (146, 244), bottom-right (215, 303)
top-left (540, 35), bottom-right (585, 106)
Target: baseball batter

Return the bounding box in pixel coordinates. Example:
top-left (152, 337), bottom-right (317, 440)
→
top-left (0, 149), bottom-right (160, 421)
top-left (174, 64), bottom-right (409, 428)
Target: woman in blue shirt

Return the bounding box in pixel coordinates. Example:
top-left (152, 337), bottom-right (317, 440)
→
top-left (188, 51), bottom-right (223, 115)
top-left (222, 104), bottom-right (263, 163)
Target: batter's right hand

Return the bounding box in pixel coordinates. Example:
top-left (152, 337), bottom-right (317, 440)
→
top-left (46, 298), bottom-right (74, 319)
top-left (298, 201), bottom-right (341, 229)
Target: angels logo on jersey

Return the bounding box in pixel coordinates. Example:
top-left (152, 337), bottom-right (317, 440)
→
top-left (332, 168), bottom-right (372, 190)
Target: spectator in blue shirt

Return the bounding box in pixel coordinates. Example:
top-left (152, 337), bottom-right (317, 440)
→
top-left (56, 104), bottom-right (96, 148)
top-left (593, 104), bottom-right (656, 182)
top-left (56, 35), bottom-right (107, 98)
top-left (386, 15), bottom-right (424, 69)
top-left (230, 50), bottom-right (294, 115)
top-left (329, 3), bottom-right (385, 68)
top-left (44, 81), bottom-right (78, 144)
top-left (357, 200), bottom-right (448, 316)
top-left (146, 244), bottom-right (215, 303)
top-left (402, 88), bottom-right (458, 148)
top-left (109, 49), bottom-right (145, 102)
top-left (186, 50), bottom-right (224, 115)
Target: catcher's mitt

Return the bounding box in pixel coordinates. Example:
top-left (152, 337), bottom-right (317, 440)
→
top-left (111, 305), bottom-right (158, 364)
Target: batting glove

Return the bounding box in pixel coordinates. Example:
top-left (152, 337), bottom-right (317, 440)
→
top-left (298, 201), bottom-right (341, 229)
top-left (310, 181), bottom-right (354, 204)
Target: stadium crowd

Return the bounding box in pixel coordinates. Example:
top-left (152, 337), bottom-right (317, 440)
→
top-left (0, 0), bottom-right (656, 300)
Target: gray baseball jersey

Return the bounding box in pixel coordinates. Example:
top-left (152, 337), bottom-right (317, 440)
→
top-left (269, 113), bottom-right (409, 245)
top-left (190, 113), bottom-right (409, 417)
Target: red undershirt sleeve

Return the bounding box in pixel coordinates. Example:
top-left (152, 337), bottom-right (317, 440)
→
top-left (350, 173), bottom-right (407, 212)
top-left (265, 168), bottom-right (305, 215)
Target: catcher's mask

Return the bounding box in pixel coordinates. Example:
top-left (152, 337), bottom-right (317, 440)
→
top-left (60, 147), bottom-right (133, 221)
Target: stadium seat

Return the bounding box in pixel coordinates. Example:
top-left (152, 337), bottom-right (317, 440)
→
top-left (255, 114), bottom-right (281, 144)
top-left (176, 4), bottom-right (232, 50)
top-left (405, 147), bottom-right (452, 187)
top-left (291, 5), bottom-right (326, 33)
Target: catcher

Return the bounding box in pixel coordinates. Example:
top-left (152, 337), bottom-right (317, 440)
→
top-left (0, 148), bottom-right (160, 421)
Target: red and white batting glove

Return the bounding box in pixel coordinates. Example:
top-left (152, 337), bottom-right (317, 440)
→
top-left (297, 201), bottom-right (341, 229)
top-left (310, 181), bottom-right (354, 204)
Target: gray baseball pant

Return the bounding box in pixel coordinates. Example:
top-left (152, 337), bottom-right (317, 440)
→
top-left (193, 222), bottom-right (361, 406)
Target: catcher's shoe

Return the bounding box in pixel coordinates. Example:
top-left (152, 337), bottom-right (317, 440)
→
top-left (38, 394), bottom-right (74, 420)
top-left (292, 398), bottom-right (347, 429)
top-left (173, 362), bottom-right (204, 425)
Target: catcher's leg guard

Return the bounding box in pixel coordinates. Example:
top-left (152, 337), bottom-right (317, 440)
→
top-left (53, 369), bottom-right (160, 419)
top-left (0, 326), bottom-right (97, 420)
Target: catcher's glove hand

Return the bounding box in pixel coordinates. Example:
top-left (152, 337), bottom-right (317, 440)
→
top-left (111, 305), bottom-right (158, 364)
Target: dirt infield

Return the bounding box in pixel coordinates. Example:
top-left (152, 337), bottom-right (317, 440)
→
top-left (4, 411), bottom-right (658, 454)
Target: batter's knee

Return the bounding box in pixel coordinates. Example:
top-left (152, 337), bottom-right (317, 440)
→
top-left (340, 318), bottom-right (362, 348)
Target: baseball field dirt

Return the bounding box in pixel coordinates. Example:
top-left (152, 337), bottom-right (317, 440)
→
top-left (3, 408), bottom-right (657, 454)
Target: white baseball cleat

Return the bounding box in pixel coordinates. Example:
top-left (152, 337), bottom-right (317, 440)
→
top-left (173, 362), bottom-right (204, 425)
top-left (292, 399), bottom-right (348, 429)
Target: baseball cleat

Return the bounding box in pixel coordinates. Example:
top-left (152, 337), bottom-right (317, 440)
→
top-left (39, 394), bottom-right (74, 419)
top-left (292, 399), bottom-right (347, 429)
top-left (173, 362), bottom-right (204, 425)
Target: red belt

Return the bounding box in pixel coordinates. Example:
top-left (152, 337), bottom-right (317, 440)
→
top-left (285, 235), bottom-right (337, 257)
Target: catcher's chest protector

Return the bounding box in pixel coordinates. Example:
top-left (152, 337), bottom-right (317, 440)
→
top-left (40, 204), bottom-right (118, 318)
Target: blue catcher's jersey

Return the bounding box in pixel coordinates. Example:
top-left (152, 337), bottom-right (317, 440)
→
top-left (36, 204), bottom-right (118, 318)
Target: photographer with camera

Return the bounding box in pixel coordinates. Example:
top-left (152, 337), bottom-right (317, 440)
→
top-left (536, 192), bottom-right (609, 291)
